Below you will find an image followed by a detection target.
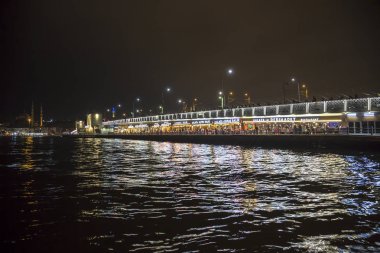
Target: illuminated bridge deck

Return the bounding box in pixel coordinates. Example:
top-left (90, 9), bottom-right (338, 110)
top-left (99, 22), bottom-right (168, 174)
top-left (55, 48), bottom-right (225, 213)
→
top-left (103, 97), bottom-right (380, 127)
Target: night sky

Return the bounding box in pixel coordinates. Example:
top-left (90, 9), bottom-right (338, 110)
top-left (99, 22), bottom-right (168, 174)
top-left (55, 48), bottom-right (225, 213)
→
top-left (1, 0), bottom-right (379, 121)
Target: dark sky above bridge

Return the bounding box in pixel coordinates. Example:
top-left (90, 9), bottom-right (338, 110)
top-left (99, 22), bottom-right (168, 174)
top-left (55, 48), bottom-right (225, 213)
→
top-left (1, 0), bottom-right (379, 121)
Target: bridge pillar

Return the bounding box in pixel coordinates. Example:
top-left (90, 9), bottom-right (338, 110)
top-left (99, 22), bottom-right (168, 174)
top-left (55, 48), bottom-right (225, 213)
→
top-left (344, 100), bottom-right (347, 111)
top-left (290, 104), bottom-right (293, 114)
top-left (253, 107), bottom-right (256, 116)
top-left (306, 103), bottom-right (310, 114)
top-left (276, 105), bottom-right (279, 115)
top-left (263, 106), bottom-right (267, 116)
top-left (242, 108), bottom-right (245, 117)
top-left (323, 102), bottom-right (327, 113)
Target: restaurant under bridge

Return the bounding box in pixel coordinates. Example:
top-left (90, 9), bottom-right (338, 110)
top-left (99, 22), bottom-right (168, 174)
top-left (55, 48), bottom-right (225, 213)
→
top-left (99, 97), bottom-right (380, 135)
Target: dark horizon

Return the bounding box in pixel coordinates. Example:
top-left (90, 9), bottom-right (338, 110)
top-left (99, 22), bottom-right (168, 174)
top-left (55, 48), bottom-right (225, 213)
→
top-left (1, 0), bottom-right (380, 122)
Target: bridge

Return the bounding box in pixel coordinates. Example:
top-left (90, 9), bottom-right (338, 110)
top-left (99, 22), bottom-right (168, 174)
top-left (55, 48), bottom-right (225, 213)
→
top-left (101, 97), bottom-right (380, 134)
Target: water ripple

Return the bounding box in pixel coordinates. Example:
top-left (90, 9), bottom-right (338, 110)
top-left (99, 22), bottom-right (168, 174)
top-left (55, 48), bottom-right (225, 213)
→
top-left (0, 137), bottom-right (379, 252)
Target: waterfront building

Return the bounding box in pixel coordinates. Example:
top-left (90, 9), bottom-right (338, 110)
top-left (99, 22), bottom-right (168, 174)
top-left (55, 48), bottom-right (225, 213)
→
top-left (86, 113), bottom-right (103, 133)
top-left (99, 97), bottom-right (380, 135)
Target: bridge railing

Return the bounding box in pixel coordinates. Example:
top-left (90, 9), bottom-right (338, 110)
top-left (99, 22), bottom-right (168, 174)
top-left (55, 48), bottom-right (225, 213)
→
top-left (102, 97), bottom-right (380, 126)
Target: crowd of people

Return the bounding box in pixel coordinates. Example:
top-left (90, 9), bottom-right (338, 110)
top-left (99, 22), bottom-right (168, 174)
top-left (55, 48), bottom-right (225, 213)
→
top-left (116, 122), bottom-right (346, 135)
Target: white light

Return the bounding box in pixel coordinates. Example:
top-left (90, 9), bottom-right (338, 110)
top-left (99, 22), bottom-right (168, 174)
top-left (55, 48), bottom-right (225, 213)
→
top-left (166, 87), bottom-right (171, 92)
top-left (136, 98), bottom-right (140, 102)
top-left (219, 91), bottom-right (223, 95)
top-left (118, 104), bottom-right (121, 107)
top-left (178, 99), bottom-right (182, 103)
top-left (228, 69), bottom-right (233, 75)
top-left (364, 112), bottom-right (374, 117)
top-left (291, 78), bottom-right (296, 82)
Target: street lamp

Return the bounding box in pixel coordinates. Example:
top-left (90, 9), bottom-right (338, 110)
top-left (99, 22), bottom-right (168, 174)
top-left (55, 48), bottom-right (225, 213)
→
top-left (159, 105), bottom-right (163, 114)
top-left (132, 97), bottom-right (140, 117)
top-left (192, 98), bottom-right (198, 111)
top-left (161, 87), bottom-right (171, 114)
top-left (220, 68), bottom-right (234, 108)
top-left (178, 99), bottom-right (186, 112)
top-left (227, 91), bottom-right (234, 106)
top-left (218, 91), bottom-right (225, 109)
top-left (218, 96), bottom-right (224, 109)
top-left (291, 77), bottom-right (301, 102)
top-left (244, 93), bottom-right (251, 104)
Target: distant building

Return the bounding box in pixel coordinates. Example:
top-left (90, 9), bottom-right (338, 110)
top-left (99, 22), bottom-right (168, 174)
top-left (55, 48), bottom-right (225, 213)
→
top-left (86, 113), bottom-right (102, 133)
top-left (75, 120), bottom-right (85, 134)
top-left (12, 113), bottom-right (31, 128)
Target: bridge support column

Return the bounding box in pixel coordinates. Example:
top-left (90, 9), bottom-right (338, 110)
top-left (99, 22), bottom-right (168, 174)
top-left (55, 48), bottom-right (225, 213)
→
top-left (290, 104), bottom-right (293, 114)
top-left (276, 105), bottom-right (279, 115)
top-left (306, 103), bottom-right (310, 114)
top-left (323, 102), bottom-right (327, 113)
top-left (263, 107), bottom-right (267, 116)
top-left (344, 100), bottom-right (347, 111)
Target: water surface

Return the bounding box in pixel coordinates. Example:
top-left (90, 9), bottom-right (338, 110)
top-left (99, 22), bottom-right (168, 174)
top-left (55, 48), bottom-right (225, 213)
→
top-left (0, 137), bottom-right (379, 252)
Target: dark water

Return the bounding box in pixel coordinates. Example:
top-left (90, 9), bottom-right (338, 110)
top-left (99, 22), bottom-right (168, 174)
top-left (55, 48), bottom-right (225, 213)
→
top-left (0, 137), bottom-right (379, 252)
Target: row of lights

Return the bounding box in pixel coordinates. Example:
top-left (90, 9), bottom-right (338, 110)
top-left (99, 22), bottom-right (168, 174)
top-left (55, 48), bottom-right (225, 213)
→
top-left (104, 68), bottom-right (306, 118)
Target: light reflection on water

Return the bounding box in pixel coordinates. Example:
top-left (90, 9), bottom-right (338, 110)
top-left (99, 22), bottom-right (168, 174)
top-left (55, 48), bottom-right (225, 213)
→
top-left (0, 137), bottom-right (379, 252)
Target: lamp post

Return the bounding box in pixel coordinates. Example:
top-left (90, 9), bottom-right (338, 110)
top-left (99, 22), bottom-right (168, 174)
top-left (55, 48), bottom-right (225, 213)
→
top-left (244, 93), bottom-right (251, 105)
top-left (192, 98), bottom-right (198, 111)
top-left (178, 99), bottom-right (186, 112)
top-left (161, 87), bottom-right (171, 114)
top-left (227, 91), bottom-right (234, 106)
top-left (219, 68), bottom-right (234, 107)
top-left (301, 84), bottom-right (308, 100)
top-left (132, 97), bottom-right (140, 117)
top-left (291, 77), bottom-right (301, 102)
top-left (218, 91), bottom-right (224, 109)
